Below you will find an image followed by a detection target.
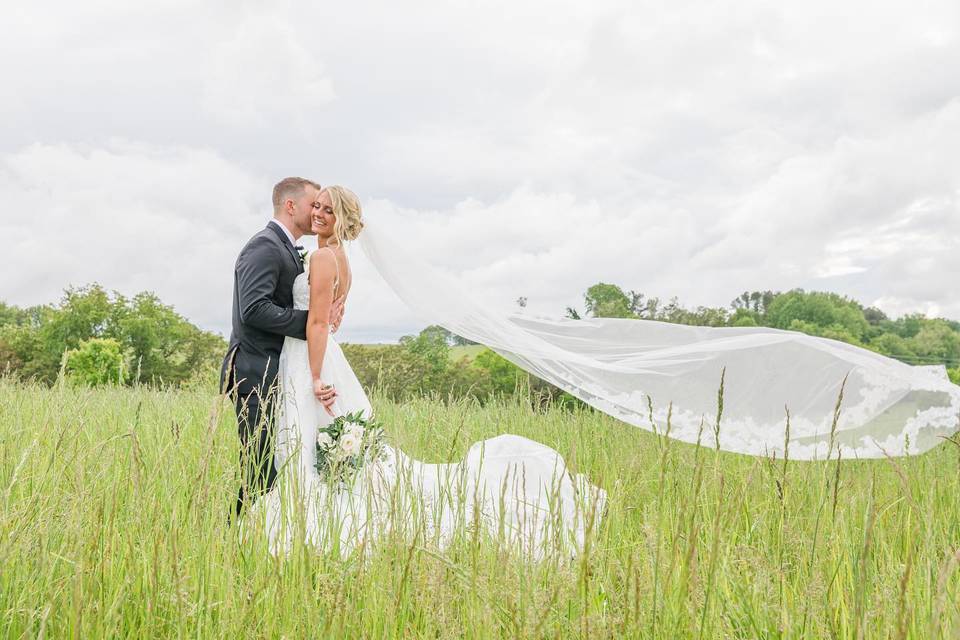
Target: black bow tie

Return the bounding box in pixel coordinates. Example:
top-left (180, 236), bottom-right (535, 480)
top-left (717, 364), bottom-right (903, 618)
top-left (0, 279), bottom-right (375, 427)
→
top-left (294, 245), bottom-right (305, 252)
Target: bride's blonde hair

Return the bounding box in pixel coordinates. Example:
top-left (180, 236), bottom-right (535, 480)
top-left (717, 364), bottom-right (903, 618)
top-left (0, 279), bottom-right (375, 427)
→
top-left (322, 186), bottom-right (364, 245)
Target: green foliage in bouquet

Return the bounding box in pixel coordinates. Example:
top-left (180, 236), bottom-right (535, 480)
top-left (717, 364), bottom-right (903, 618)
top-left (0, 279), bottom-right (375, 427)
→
top-left (314, 410), bottom-right (386, 485)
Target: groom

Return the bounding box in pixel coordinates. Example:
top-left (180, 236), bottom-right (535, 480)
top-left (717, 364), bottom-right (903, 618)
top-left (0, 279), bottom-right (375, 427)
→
top-left (221, 177), bottom-right (344, 523)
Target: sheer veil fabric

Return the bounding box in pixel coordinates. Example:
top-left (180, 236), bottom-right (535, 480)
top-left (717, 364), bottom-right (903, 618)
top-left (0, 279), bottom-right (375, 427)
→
top-left (359, 224), bottom-right (960, 461)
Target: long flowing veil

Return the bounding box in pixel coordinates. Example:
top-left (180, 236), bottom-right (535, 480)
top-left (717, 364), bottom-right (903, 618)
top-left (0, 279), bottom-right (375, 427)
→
top-left (359, 224), bottom-right (960, 460)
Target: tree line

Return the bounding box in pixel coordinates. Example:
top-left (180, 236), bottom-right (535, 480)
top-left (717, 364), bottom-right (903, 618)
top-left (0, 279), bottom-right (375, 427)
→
top-left (565, 283), bottom-right (960, 382)
top-left (2, 282), bottom-right (957, 390)
top-left (0, 285), bottom-right (225, 387)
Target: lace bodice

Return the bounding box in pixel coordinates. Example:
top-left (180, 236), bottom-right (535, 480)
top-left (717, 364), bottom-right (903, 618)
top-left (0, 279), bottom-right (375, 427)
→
top-left (293, 271), bottom-right (310, 311)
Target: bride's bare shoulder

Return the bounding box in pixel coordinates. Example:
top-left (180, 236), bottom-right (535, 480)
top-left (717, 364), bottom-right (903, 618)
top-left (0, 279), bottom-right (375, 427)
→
top-left (307, 249), bottom-right (338, 285)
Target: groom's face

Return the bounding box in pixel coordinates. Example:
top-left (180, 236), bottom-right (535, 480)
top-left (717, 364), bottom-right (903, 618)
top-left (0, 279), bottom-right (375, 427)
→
top-left (291, 185), bottom-right (321, 236)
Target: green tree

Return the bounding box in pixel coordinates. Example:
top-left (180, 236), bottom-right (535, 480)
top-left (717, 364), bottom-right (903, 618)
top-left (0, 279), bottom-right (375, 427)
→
top-left (341, 344), bottom-right (429, 400)
top-left (0, 286), bottom-right (224, 386)
top-left (399, 326), bottom-right (453, 392)
top-left (473, 349), bottom-right (525, 395)
top-left (2, 307), bottom-right (56, 381)
top-left (584, 283), bottom-right (635, 318)
top-left (30, 285), bottom-right (117, 381)
top-left (410, 324), bottom-right (477, 347)
top-left (731, 290), bottom-right (776, 315)
top-left (765, 290), bottom-right (870, 341)
top-left (907, 319), bottom-right (960, 364)
top-left (730, 308), bottom-right (759, 327)
top-left (65, 337), bottom-right (126, 386)
top-left (114, 292), bottom-right (223, 384)
top-left (884, 313), bottom-right (924, 339)
top-left (0, 301), bottom-right (30, 327)
top-left (863, 306), bottom-right (888, 325)
top-left (871, 333), bottom-right (918, 362)
top-left (659, 299), bottom-right (730, 326)
top-left (0, 334), bottom-right (22, 375)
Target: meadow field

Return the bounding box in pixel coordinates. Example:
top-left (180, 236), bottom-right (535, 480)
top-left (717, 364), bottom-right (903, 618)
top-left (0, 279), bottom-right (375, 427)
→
top-left (2, 378), bottom-right (960, 638)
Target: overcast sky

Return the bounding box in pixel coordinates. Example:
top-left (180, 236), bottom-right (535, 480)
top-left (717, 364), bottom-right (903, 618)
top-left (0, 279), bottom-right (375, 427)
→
top-left (1, 0), bottom-right (958, 342)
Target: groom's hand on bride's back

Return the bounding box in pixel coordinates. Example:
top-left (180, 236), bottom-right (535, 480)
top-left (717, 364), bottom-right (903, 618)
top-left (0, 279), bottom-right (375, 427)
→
top-left (329, 294), bottom-right (346, 333)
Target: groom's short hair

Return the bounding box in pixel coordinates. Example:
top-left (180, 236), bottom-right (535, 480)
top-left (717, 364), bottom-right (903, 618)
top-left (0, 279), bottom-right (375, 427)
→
top-left (273, 177), bottom-right (322, 210)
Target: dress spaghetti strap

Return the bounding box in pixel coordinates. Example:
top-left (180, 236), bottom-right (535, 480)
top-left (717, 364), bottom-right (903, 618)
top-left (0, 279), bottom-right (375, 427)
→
top-left (324, 246), bottom-right (341, 295)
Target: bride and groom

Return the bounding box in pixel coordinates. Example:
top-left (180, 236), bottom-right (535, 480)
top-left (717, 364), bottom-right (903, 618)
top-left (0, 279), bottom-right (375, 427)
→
top-left (220, 177), bottom-right (603, 556)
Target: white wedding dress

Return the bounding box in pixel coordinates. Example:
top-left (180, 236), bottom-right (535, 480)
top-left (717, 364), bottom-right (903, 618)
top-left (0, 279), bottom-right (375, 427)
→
top-left (246, 253), bottom-right (606, 558)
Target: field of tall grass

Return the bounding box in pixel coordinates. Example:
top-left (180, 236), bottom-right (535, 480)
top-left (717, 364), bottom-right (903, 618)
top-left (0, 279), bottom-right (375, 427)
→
top-left (2, 377), bottom-right (960, 638)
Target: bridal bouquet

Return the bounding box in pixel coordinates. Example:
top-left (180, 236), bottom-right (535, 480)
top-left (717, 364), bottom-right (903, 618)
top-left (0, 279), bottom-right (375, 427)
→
top-left (315, 411), bottom-right (385, 485)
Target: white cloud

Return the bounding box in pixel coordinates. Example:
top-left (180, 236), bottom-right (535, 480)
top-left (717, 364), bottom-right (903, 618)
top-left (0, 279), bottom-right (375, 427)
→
top-left (0, 142), bottom-right (266, 331)
top-left (201, 12), bottom-right (335, 127)
top-left (0, 0), bottom-right (958, 342)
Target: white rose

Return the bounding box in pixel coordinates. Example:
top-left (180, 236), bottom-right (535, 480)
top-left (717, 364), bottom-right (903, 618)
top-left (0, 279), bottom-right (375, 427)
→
top-left (317, 432), bottom-right (334, 449)
top-left (345, 423), bottom-right (365, 440)
top-left (339, 432), bottom-right (361, 457)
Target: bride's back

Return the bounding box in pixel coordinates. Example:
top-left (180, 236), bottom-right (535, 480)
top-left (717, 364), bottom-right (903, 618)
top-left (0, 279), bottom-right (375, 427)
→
top-left (325, 246), bottom-right (351, 301)
top-left (292, 247), bottom-right (352, 312)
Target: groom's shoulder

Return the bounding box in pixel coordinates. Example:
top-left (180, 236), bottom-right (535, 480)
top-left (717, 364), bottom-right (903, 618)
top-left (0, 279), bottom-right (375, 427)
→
top-left (240, 226), bottom-right (282, 255)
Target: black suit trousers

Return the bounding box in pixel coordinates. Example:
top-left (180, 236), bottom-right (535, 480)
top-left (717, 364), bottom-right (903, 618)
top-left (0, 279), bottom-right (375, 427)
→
top-left (232, 388), bottom-right (279, 521)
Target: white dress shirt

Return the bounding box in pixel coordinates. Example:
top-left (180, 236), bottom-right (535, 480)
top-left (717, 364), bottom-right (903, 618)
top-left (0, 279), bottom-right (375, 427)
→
top-left (269, 219), bottom-right (298, 247)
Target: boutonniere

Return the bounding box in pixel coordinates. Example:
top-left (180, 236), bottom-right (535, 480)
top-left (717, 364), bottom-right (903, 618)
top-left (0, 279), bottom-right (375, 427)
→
top-left (295, 245), bottom-right (309, 267)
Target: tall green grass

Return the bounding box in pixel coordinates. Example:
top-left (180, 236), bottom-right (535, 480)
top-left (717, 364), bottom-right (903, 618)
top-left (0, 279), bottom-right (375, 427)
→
top-left (1, 378), bottom-right (959, 638)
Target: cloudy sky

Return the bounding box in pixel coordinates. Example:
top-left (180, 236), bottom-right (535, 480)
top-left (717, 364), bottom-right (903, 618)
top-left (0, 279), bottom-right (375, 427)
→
top-left (1, 0), bottom-right (958, 342)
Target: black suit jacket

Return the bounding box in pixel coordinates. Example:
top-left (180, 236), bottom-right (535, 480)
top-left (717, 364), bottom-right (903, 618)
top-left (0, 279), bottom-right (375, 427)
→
top-left (220, 222), bottom-right (308, 397)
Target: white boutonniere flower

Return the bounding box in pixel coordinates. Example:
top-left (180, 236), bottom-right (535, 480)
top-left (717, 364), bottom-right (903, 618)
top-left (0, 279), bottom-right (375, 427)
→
top-left (296, 246), bottom-right (309, 266)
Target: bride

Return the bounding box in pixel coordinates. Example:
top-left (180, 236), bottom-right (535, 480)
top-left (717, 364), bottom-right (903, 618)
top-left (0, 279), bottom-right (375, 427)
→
top-left (245, 186), bottom-right (606, 558)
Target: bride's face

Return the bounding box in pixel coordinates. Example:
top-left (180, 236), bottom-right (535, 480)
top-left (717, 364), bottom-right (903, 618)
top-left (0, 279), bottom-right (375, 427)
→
top-left (311, 190), bottom-right (336, 241)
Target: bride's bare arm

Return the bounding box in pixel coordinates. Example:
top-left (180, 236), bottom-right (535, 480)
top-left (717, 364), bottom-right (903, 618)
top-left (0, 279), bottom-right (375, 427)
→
top-left (307, 250), bottom-right (338, 411)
